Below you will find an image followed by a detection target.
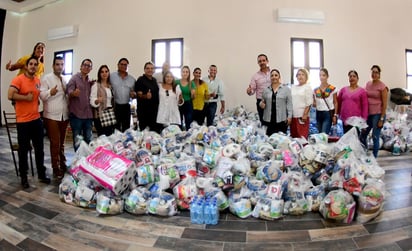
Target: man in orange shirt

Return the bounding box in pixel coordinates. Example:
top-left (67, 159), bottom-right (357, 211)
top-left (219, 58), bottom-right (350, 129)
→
top-left (8, 56), bottom-right (51, 188)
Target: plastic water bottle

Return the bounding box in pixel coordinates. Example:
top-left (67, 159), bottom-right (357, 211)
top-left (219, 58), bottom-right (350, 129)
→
top-left (196, 199), bottom-right (204, 224)
top-left (392, 140), bottom-right (401, 156)
top-left (190, 196), bottom-right (198, 224)
top-left (203, 200), bottom-right (211, 224)
top-left (211, 199), bottom-right (219, 225)
top-left (330, 125), bottom-right (337, 137)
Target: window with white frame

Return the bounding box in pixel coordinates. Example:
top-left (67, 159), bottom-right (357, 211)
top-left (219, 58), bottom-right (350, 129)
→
top-left (291, 38), bottom-right (324, 88)
top-left (406, 49), bottom-right (412, 92)
top-left (152, 38), bottom-right (183, 78)
top-left (54, 49), bottom-right (73, 82)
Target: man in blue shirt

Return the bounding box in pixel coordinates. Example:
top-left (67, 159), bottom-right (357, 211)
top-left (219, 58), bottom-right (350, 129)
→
top-left (110, 58), bottom-right (136, 132)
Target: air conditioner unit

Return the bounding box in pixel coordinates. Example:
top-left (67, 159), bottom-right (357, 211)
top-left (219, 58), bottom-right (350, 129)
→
top-left (47, 25), bottom-right (78, 40)
top-left (277, 8), bottom-right (325, 24)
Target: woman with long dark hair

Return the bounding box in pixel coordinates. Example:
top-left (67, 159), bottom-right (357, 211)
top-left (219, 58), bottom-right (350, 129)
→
top-left (260, 69), bottom-right (292, 136)
top-left (90, 65), bottom-right (115, 136)
top-left (337, 70), bottom-right (368, 133)
top-left (360, 65), bottom-right (388, 157)
top-left (313, 68), bottom-right (338, 134)
top-left (157, 71), bottom-right (183, 128)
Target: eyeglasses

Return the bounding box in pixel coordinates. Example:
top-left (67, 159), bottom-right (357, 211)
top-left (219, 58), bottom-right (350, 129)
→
top-left (82, 64), bottom-right (92, 68)
top-left (166, 90), bottom-right (169, 96)
top-left (119, 63), bottom-right (128, 66)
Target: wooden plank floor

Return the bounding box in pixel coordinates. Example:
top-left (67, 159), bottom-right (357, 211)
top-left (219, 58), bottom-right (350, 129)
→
top-left (0, 127), bottom-right (411, 251)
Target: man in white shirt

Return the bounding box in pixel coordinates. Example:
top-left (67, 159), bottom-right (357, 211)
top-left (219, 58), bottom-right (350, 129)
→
top-left (40, 56), bottom-right (69, 179)
top-left (202, 64), bottom-right (225, 126)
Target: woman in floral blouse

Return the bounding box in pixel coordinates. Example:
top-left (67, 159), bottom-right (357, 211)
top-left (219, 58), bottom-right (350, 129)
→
top-left (313, 68), bottom-right (338, 134)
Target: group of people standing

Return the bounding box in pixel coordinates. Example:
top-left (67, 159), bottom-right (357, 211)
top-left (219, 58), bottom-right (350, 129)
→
top-left (3, 43), bottom-right (388, 189)
top-left (247, 54), bottom-right (388, 158)
top-left (134, 62), bottom-right (226, 133)
top-left (5, 42), bottom-right (226, 188)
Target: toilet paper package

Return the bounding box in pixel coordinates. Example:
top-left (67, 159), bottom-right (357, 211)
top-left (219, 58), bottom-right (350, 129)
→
top-left (79, 146), bottom-right (137, 195)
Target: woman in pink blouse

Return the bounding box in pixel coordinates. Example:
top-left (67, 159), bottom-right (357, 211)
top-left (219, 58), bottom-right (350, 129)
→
top-left (360, 65), bottom-right (388, 157)
top-left (337, 70), bottom-right (368, 133)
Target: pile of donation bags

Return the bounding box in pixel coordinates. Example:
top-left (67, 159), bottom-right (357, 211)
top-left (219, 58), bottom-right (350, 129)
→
top-left (59, 106), bottom-right (386, 224)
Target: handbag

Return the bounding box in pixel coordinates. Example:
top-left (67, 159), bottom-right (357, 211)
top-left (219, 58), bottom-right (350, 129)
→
top-left (322, 97), bottom-right (335, 118)
top-left (99, 107), bottom-right (117, 127)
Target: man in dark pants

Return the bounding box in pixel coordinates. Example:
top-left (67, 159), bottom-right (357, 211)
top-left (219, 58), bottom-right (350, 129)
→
top-left (8, 56), bottom-right (51, 188)
top-left (110, 58), bottom-right (136, 132)
top-left (135, 62), bottom-right (161, 133)
top-left (246, 54), bottom-right (271, 124)
top-left (202, 64), bottom-right (225, 126)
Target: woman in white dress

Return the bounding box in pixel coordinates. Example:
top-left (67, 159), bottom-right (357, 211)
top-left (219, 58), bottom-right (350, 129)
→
top-left (157, 71), bottom-right (183, 128)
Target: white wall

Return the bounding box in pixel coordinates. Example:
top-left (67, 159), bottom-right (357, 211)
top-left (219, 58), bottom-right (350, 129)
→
top-left (2, 0), bottom-right (412, 115)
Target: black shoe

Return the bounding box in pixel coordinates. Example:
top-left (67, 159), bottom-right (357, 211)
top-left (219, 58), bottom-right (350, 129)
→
top-left (38, 176), bottom-right (51, 184)
top-left (56, 169), bottom-right (65, 180)
top-left (21, 177), bottom-right (30, 189)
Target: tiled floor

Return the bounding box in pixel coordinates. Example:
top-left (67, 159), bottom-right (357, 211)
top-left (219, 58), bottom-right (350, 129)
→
top-left (0, 127), bottom-right (411, 251)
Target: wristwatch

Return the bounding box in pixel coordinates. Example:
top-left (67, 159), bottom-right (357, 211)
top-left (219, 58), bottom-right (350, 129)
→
top-left (380, 117), bottom-right (384, 121)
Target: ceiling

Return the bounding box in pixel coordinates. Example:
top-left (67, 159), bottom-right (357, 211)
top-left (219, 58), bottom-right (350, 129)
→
top-left (0, 0), bottom-right (60, 13)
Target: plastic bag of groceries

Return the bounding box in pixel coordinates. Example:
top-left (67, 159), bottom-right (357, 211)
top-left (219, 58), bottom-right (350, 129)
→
top-left (252, 197), bottom-right (284, 220)
top-left (320, 189), bottom-right (356, 223)
top-left (333, 127), bottom-right (365, 159)
top-left (345, 116), bottom-right (368, 130)
top-left (89, 135), bottom-right (113, 152)
top-left (204, 188), bottom-right (230, 211)
top-left (304, 184), bottom-right (325, 212)
top-left (229, 197), bottom-right (252, 219)
top-left (124, 186), bottom-right (151, 215)
top-left (228, 186), bottom-right (253, 218)
top-left (96, 190), bottom-right (124, 215)
top-left (74, 174), bottom-right (101, 208)
top-left (173, 176), bottom-right (198, 210)
top-left (284, 190), bottom-right (308, 216)
top-left (357, 179), bottom-right (385, 223)
top-left (157, 163), bottom-right (180, 190)
top-left (161, 125), bottom-right (182, 138)
top-left (135, 164), bottom-right (156, 186)
top-left (247, 177), bottom-right (267, 205)
top-left (255, 160), bottom-right (283, 183)
top-left (59, 175), bottom-right (78, 205)
top-left (174, 155), bottom-right (197, 179)
top-left (147, 191), bottom-right (178, 216)
top-left (267, 133), bottom-right (291, 150)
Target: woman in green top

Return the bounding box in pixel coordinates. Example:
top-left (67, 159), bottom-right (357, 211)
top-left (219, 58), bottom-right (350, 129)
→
top-left (175, 65), bottom-right (195, 130)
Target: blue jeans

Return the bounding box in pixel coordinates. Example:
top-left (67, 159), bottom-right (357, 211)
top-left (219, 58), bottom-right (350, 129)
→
top-left (316, 110), bottom-right (332, 134)
top-left (179, 101), bottom-right (193, 130)
top-left (69, 114), bottom-right (93, 151)
top-left (361, 114), bottom-right (383, 157)
top-left (205, 102), bottom-right (217, 126)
